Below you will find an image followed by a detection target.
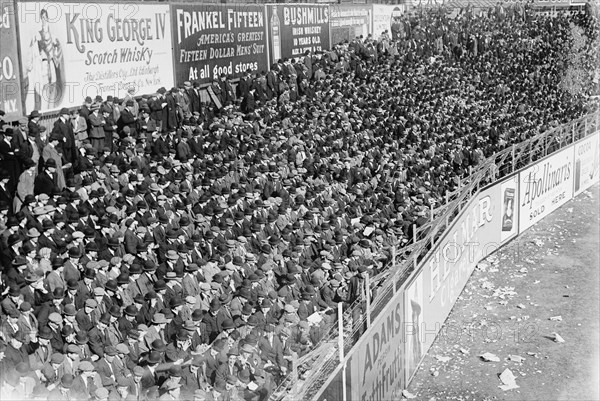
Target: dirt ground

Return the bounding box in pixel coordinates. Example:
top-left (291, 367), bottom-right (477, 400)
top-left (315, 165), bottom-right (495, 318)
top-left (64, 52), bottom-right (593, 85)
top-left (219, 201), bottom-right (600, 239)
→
top-left (405, 184), bottom-right (600, 401)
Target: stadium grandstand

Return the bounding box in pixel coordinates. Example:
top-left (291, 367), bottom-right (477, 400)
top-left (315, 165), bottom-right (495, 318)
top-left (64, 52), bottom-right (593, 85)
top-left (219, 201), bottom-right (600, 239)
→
top-left (0, 0), bottom-right (598, 400)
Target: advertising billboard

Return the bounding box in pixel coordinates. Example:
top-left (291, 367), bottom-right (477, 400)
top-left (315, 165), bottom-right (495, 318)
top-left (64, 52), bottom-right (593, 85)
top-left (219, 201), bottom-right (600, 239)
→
top-left (346, 289), bottom-right (405, 401)
top-left (371, 4), bottom-right (405, 40)
top-left (267, 4), bottom-right (330, 63)
top-left (329, 4), bottom-right (371, 45)
top-left (404, 269), bottom-right (424, 383)
top-left (573, 132), bottom-right (600, 196)
top-left (171, 4), bottom-right (269, 85)
top-left (418, 184), bottom-right (503, 354)
top-left (0, 0), bottom-right (23, 119)
top-left (518, 146), bottom-right (574, 232)
top-left (17, 2), bottom-right (174, 114)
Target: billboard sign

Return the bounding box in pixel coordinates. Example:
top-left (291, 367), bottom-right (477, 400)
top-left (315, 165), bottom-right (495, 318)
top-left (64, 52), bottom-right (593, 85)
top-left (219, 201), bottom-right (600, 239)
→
top-left (329, 4), bottom-right (371, 45)
top-left (17, 2), bottom-right (174, 114)
top-left (171, 4), bottom-right (269, 85)
top-left (573, 132), bottom-right (600, 196)
top-left (267, 4), bottom-right (330, 63)
top-left (518, 146), bottom-right (574, 231)
top-left (371, 4), bottom-right (405, 40)
top-left (346, 289), bottom-right (404, 401)
top-left (418, 184), bottom-right (503, 354)
top-left (0, 0), bottom-right (23, 119)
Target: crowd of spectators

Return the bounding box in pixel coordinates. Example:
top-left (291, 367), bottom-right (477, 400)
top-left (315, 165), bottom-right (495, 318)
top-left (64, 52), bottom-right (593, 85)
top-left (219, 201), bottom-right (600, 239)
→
top-left (0, 3), bottom-right (598, 401)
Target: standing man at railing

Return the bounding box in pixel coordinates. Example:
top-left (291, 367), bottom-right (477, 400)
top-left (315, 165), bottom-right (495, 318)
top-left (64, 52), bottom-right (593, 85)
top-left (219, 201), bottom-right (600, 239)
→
top-left (346, 266), bottom-right (369, 342)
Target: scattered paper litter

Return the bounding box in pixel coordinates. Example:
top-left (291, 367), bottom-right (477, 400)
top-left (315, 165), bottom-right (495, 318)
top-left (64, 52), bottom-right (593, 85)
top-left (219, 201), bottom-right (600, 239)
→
top-left (435, 356), bottom-right (451, 363)
top-left (493, 287), bottom-right (518, 299)
top-left (532, 239), bottom-right (544, 247)
top-left (402, 390), bottom-right (416, 399)
top-left (477, 262), bottom-right (489, 271)
top-left (499, 300), bottom-right (508, 305)
top-left (517, 303), bottom-right (526, 309)
top-left (460, 348), bottom-right (469, 355)
top-left (549, 316), bottom-right (563, 321)
top-left (519, 267), bottom-right (528, 273)
top-left (480, 352), bottom-right (500, 362)
top-left (498, 368), bottom-right (520, 391)
top-left (526, 352), bottom-right (538, 357)
top-left (552, 332), bottom-right (565, 343)
top-left (481, 281), bottom-right (494, 290)
top-left (508, 355), bottom-right (525, 363)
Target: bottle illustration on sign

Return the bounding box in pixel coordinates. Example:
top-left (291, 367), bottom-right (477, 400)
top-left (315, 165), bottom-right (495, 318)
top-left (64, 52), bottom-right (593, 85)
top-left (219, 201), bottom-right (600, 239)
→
top-left (271, 6), bottom-right (282, 62)
top-left (502, 187), bottom-right (515, 232)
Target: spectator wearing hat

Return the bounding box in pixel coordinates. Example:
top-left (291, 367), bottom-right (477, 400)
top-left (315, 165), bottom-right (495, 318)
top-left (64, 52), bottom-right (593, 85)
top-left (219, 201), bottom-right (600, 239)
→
top-left (17, 300), bottom-right (39, 337)
top-left (1, 307), bottom-right (22, 341)
top-left (35, 288), bottom-right (64, 328)
top-left (257, 324), bottom-right (284, 374)
top-left (69, 109), bottom-right (88, 147)
top-left (40, 135), bottom-right (66, 191)
top-left (23, 122), bottom-right (45, 177)
top-left (75, 298), bottom-right (98, 333)
top-left (88, 313), bottom-right (112, 357)
top-left (100, 105), bottom-right (118, 152)
top-left (27, 110), bottom-right (42, 137)
top-left (14, 158), bottom-right (37, 211)
top-left (214, 349), bottom-right (240, 387)
top-left (88, 103), bottom-right (105, 153)
top-left (4, 331), bottom-right (38, 368)
top-left (158, 378), bottom-right (182, 401)
top-left (118, 100), bottom-right (137, 137)
top-left (0, 128), bottom-right (21, 195)
top-left (70, 360), bottom-right (102, 399)
top-left (50, 107), bottom-right (77, 165)
top-left (11, 117), bottom-right (29, 166)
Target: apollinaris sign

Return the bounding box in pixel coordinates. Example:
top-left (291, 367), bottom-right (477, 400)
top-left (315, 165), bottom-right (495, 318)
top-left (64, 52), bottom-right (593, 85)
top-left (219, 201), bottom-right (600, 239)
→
top-left (518, 146), bottom-right (574, 231)
top-left (17, 2), bottom-right (174, 113)
top-left (171, 4), bottom-right (269, 84)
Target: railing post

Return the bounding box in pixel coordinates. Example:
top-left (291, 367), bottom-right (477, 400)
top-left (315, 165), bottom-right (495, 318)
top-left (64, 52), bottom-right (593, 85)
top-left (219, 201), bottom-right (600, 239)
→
top-left (338, 301), bottom-right (347, 401)
top-left (392, 247), bottom-right (398, 294)
top-left (412, 224), bottom-right (417, 244)
top-left (365, 274), bottom-right (371, 328)
top-left (511, 144), bottom-right (515, 172)
top-left (337, 302), bottom-right (344, 363)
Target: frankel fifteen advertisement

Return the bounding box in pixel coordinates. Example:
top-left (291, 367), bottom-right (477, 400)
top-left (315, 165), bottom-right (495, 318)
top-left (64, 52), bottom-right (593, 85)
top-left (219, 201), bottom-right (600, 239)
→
top-left (171, 4), bottom-right (269, 85)
top-left (17, 2), bottom-right (174, 114)
top-left (267, 4), bottom-right (330, 64)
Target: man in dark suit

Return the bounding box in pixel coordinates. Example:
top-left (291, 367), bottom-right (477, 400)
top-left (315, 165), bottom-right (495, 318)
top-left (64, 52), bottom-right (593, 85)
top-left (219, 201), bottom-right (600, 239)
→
top-left (11, 117), bottom-right (29, 171)
top-left (34, 158), bottom-right (57, 195)
top-left (51, 107), bottom-right (77, 164)
top-left (118, 100), bottom-right (137, 137)
top-left (161, 89), bottom-right (179, 132)
top-left (185, 81), bottom-right (201, 115)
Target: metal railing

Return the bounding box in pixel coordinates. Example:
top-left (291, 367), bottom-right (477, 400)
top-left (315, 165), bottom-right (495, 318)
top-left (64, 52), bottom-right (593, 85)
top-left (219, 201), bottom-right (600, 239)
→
top-left (272, 109), bottom-right (600, 401)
